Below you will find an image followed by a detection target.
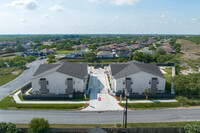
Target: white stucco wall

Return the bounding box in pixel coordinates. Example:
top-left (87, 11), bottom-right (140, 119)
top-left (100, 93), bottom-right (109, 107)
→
top-left (32, 72), bottom-right (87, 95)
top-left (110, 71), bottom-right (166, 94)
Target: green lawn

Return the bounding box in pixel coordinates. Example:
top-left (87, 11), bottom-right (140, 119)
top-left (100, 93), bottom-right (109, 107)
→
top-left (0, 96), bottom-right (88, 111)
top-left (161, 67), bottom-right (172, 93)
top-left (56, 50), bottom-right (83, 55)
top-left (0, 67), bottom-right (23, 86)
top-left (16, 121), bottom-right (200, 128)
top-left (119, 102), bottom-right (180, 110)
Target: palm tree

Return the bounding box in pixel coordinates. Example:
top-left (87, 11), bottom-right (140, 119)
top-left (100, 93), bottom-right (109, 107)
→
top-left (144, 89), bottom-right (151, 100)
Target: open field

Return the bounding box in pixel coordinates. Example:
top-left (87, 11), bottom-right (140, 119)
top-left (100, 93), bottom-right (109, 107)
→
top-left (0, 96), bottom-right (88, 110)
top-left (177, 39), bottom-right (200, 60)
top-left (0, 67), bottom-right (22, 86)
top-left (16, 121), bottom-right (200, 128)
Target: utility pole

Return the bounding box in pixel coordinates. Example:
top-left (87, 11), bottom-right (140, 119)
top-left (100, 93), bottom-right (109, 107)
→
top-left (124, 89), bottom-right (128, 128)
top-left (123, 75), bottom-right (129, 129)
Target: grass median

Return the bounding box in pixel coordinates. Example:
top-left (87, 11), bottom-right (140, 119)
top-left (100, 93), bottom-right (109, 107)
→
top-left (0, 96), bottom-right (88, 111)
top-left (119, 102), bottom-right (180, 110)
top-left (16, 121), bottom-right (200, 128)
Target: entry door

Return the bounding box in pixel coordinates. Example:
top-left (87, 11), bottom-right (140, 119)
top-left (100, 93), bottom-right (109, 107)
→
top-left (151, 78), bottom-right (158, 94)
top-left (67, 78), bottom-right (73, 94)
top-left (40, 78), bottom-right (48, 94)
top-left (125, 78), bottom-right (132, 93)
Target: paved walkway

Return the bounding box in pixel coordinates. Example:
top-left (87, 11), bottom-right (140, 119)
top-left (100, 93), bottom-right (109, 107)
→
top-left (82, 68), bottom-right (124, 111)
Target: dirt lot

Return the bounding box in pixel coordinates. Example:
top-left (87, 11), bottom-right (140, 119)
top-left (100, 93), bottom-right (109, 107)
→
top-left (177, 39), bottom-right (200, 60)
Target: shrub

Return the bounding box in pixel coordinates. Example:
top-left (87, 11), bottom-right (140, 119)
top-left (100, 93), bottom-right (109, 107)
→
top-left (0, 122), bottom-right (20, 133)
top-left (184, 124), bottom-right (200, 133)
top-left (28, 118), bottom-right (50, 133)
top-left (116, 123), bottom-right (122, 128)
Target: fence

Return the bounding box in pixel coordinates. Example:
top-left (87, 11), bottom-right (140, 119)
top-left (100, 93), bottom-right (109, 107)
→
top-left (20, 127), bottom-right (185, 133)
top-left (116, 93), bottom-right (176, 99)
top-left (20, 82), bottom-right (32, 94)
top-left (22, 93), bottom-right (84, 100)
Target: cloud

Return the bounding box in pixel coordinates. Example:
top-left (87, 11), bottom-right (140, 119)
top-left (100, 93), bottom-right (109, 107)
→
top-left (191, 17), bottom-right (200, 24)
top-left (110, 0), bottom-right (139, 6)
top-left (49, 5), bottom-right (63, 11)
top-left (88, 0), bottom-right (139, 6)
top-left (0, 12), bottom-right (11, 17)
top-left (6, 0), bottom-right (38, 10)
top-left (20, 18), bottom-right (27, 23)
top-left (42, 14), bottom-right (49, 19)
top-left (160, 14), bottom-right (166, 19)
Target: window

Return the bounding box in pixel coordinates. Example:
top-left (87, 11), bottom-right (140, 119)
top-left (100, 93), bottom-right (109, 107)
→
top-left (123, 80), bottom-right (125, 84)
top-left (47, 81), bottom-right (49, 85)
top-left (73, 81), bottom-right (75, 85)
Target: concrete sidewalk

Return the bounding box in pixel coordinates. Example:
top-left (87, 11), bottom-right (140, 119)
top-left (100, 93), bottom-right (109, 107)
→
top-left (82, 68), bottom-right (124, 111)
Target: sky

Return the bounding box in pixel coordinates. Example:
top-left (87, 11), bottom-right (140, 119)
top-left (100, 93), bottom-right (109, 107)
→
top-left (0, 0), bottom-right (200, 34)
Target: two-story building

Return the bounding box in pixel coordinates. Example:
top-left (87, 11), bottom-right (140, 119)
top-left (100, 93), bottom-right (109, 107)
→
top-left (31, 61), bottom-right (88, 96)
top-left (109, 61), bottom-right (166, 94)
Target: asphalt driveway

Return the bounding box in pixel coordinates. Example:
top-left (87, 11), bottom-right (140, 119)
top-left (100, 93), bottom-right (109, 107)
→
top-left (0, 59), bottom-right (46, 100)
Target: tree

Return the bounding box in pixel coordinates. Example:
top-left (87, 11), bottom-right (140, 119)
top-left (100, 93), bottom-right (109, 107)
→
top-left (47, 55), bottom-right (55, 63)
top-left (148, 45), bottom-right (156, 51)
top-left (175, 47), bottom-right (181, 53)
top-left (84, 51), bottom-right (96, 62)
top-left (157, 48), bottom-right (166, 55)
top-left (28, 118), bottom-right (50, 133)
top-left (184, 124), bottom-right (200, 133)
top-left (88, 44), bottom-right (97, 50)
top-left (172, 73), bottom-right (200, 97)
top-left (16, 43), bottom-right (25, 52)
top-left (155, 43), bottom-right (162, 47)
top-left (47, 55), bottom-right (55, 60)
top-left (25, 56), bottom-right (36, 63)
top-left (144, 89), bottom-right (151, 100)
top-left (0, 122), bottom-right (20, 133)
top-left (5, 47), bottom-right (14, 53)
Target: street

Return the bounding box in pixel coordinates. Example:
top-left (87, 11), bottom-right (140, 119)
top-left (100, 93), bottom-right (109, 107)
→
top-left (0, 108), bottom-right (200, 124)
top-left (0, 59), bottom-right (45, 100)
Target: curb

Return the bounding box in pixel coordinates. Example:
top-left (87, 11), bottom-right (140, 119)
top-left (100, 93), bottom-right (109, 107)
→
top-left (104, 74), bottom-right (133, 111)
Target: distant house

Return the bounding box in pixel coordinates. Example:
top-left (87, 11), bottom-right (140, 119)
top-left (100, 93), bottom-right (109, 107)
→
top-left (114, 43), bottom-right (127, 48)
top-left (66, 51), bottom-right (85, 58)
top-left (43, 41), bottom-right (53, 46)
top-left (109, 61), bottom-right (166, 94)
top-left (97, 51), bottom-right (114, 58)
top-left (22, 50), bottom-right (42, 57)
top-left (32, 61), bottom-right (88, 95)
top-left (40, 49), bottom-right (56, 55)
top-left (160, 43), bottom-right (175, 54)
top-left (116, 51), bottom-right (133, 58)
top-left (72, 44), bottom-right (88, 50)
top-left (141, 49), bottom-right (155, 55)
top-left (116, 47), bottom-right (131, 52)
top-left (97, 46), bottom-right (112, 51)
top-left (131, 44), bottom-right (141, 50)
top-left (22, 44), bottom-right (31, 50)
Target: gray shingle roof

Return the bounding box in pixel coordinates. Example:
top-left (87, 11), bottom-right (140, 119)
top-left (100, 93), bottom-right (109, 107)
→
top-left (110, 61), bottom-right (164, 79)
top-left (33, 61), bottom-right (88, 79)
